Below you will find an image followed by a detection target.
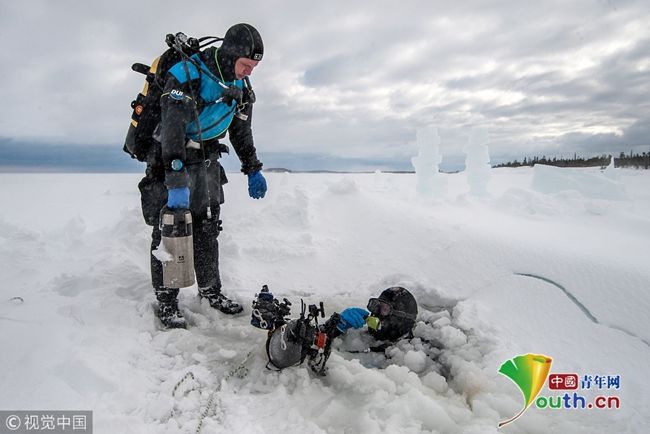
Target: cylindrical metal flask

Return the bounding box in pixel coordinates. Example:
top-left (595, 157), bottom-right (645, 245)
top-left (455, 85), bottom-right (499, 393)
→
top-left (160, 207), bottom-right (195, 288)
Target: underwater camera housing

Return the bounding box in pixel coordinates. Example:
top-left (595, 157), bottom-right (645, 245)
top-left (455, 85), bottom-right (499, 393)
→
top-left (251, 285), bottom-right (341, 376)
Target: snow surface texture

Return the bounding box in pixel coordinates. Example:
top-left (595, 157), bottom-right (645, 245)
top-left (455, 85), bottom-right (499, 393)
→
top-left (1, 168), bottom-right (649, 434)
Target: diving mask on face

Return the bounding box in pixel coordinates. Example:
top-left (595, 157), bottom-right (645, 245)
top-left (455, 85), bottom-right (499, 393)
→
top-left (367, 298), bottom-right (417, 320)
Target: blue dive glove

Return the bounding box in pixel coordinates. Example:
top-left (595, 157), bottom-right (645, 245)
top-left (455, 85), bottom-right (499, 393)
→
top-left (337, 308), bottom-right (370, 333)
top-left (167, 187), bottom-right (190, 209)
top-left (247, 171), bottom-right (267, 199)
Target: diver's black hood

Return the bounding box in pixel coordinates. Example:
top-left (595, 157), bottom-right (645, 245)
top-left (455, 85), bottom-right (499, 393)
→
top-left (215, 23), bottom-right (263, 82)
top-left (368, 287), bottom-right (418, 342)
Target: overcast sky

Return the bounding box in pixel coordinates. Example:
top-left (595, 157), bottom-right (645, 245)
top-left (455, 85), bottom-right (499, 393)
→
top-left (1, 0), bottom-right (649, 170)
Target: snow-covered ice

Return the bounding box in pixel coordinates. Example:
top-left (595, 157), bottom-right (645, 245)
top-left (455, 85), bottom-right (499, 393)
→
top-left (1, 167), bottom-right (649, 433)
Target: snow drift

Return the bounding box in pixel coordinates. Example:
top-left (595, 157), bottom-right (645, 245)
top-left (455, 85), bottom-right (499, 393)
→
top-left (1, 167), bottom-right (649, 433)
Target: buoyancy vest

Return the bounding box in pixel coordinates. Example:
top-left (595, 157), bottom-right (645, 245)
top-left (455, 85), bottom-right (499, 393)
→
top-left (167, 54), bottom-right (244, 142)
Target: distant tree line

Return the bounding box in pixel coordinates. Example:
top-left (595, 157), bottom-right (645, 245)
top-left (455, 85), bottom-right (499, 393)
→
top-left (494, 151), bottom-right (650, 169)
top-left (615, 151), bottom-right (650, 169)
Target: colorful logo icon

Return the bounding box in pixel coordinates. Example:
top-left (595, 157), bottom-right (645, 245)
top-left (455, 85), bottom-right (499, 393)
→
top-left (498, 353), bottom-right (553, 428)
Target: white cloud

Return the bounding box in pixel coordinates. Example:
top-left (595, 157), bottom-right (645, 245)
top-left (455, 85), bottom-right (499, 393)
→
top-left (0, 0), bottom-right (649, 166)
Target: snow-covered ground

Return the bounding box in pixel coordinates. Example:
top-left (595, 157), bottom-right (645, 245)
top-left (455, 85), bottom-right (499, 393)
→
top-left (1, 166), bottom-right (649, 433)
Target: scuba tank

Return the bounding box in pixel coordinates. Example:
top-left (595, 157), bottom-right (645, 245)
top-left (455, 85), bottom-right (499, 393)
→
top-left (124, 32), bottom-right (219, 161)
top-left (160, 206), bottom-right (195, 288)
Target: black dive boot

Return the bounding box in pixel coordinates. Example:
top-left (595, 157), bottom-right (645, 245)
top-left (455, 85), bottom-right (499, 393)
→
top-left (198, 286), bottom-right (244, 314)
top-left (156, 288), bottom-right (186, 329)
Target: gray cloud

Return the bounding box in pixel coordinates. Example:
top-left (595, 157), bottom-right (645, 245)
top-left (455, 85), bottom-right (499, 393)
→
top-left (0, 0), bottom-right (649, 170)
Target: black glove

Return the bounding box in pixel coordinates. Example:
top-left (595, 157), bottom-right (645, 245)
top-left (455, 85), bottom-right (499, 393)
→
top-left (221, 86), bottom-right (243, 106)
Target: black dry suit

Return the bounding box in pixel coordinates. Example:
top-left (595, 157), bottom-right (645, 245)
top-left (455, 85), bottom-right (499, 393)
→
top-left (138, 23), bottom-right (264, 299)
